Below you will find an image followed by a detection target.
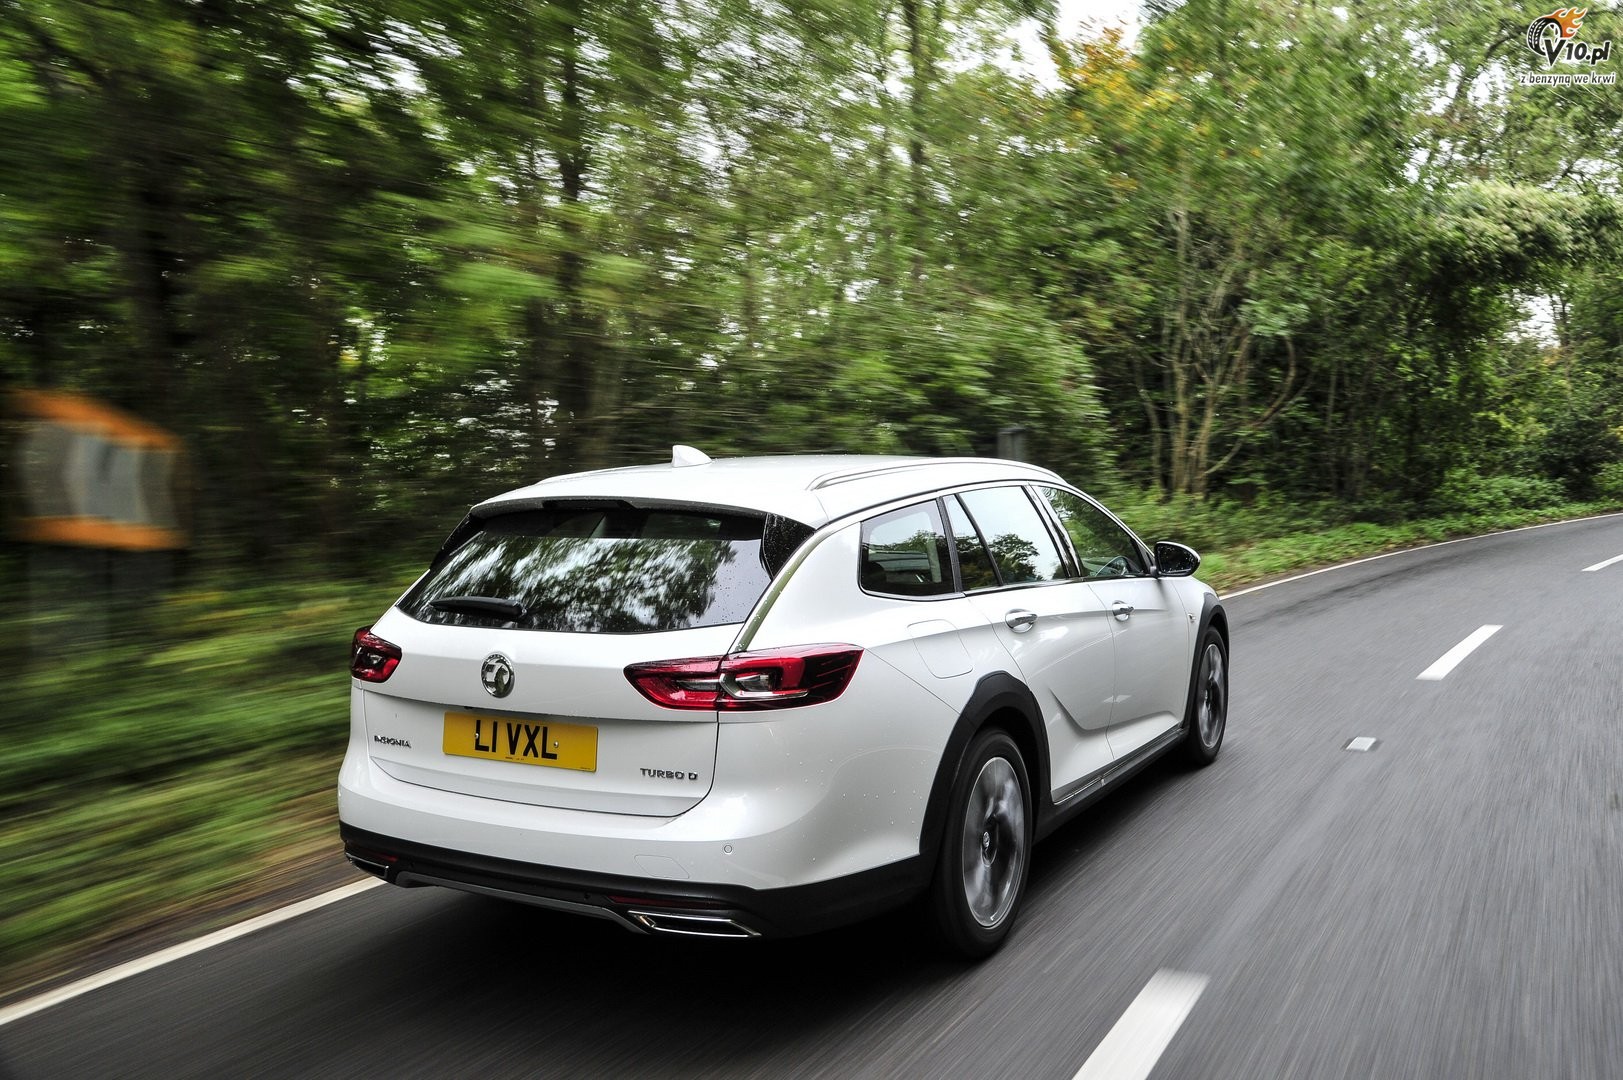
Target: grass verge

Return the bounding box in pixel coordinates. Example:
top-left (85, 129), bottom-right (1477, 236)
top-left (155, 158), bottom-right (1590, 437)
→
top-left (2, 498), bottom-right (1620, 1002)
top-left (1, 575), bottom-right (404, 1004)
top-left (1184, 503), bottom-right (1622, 592)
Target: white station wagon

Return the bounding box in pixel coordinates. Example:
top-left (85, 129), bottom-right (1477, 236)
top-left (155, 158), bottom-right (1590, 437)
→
top-left (339, 449), bottom-right (1228, 956)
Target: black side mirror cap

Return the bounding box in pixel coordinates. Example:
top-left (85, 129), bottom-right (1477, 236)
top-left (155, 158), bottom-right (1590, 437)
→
top-left (1154, 541), bottom-right (1201, 577)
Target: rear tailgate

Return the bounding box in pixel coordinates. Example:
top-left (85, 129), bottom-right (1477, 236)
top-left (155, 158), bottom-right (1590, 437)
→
top-left (358, 610), bottom-right (736, 817)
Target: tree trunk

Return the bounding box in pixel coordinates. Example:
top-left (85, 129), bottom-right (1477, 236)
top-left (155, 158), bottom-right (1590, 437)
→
top-left (113, 84), bottom-right (184, 424)
top-left (516, 4), bottom-right (553, 478)
top-left (900, 0), bottom-right (929, 287)
top-left (551, 0), bottom-right (600, 473)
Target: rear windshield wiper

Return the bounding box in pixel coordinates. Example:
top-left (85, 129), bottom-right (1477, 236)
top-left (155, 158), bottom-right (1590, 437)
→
top-left (429, 595), bottom-right (527, 622)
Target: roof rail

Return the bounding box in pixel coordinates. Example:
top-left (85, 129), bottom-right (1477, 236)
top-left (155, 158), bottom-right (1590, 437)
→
top-left (808, 457), bottom-right (1059, 491)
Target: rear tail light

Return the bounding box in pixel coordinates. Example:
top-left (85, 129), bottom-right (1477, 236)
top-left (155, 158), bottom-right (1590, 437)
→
top-left (351, 627), bottom-right (402, 682)
top-left (625, 645), bottom-right (862, 711)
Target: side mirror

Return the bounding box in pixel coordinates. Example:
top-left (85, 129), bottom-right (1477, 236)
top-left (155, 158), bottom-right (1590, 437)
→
top-left (1153, 541), bottom-right (1201, 578)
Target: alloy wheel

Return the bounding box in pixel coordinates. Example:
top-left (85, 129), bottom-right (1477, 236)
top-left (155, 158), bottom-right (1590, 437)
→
top-left (959, 756), bottom-right (1028, 928)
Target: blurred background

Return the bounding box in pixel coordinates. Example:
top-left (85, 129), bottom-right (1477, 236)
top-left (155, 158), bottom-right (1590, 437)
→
top-left (1, 0), bottom-right (1620, 992)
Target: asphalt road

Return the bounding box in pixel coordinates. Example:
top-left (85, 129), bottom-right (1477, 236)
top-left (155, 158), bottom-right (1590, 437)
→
top-left (5, 516), bottom-right (1622, 1079)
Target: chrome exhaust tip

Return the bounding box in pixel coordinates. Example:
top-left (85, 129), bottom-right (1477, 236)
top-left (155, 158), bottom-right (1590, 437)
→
top-left (345, 852), bottom-right (391, 880)
top-left (627, 910), bottom-right (760, 939)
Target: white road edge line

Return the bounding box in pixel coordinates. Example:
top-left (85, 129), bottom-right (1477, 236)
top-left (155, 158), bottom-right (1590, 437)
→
top-left (1581, 553), bottom-right (1623, 572)
top-left (1073, 969), bottom-right (1209, 1080)
top-left (1417, 625), bottom-right (1503, 681)
top-left (1220, 511), bottom-right (1623, 600)
top-left (0, 878), bottom-right (384, 1028)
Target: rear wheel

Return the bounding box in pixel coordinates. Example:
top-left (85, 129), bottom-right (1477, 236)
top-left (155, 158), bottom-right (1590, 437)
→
top-left (927, 729), bottom-right (1032, 958)
top-left (1181, 628), bottom-right (1228, 766)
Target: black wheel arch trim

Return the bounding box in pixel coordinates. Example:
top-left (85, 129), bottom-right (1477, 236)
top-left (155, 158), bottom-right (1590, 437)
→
top-left (919, 671), bottom-right (1055, 857)
top-left (1181, 593), bottom-right (1227, 734)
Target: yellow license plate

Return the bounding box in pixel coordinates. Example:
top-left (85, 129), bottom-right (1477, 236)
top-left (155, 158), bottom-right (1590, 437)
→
top-left (442, 712), bottom-right (597, 772)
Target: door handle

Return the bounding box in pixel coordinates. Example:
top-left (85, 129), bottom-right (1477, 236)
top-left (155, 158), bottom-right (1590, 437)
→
top-left (1111, 601), bottom-right (1135, 622)
top-left (1004, 610), bottom-right (1037, 633)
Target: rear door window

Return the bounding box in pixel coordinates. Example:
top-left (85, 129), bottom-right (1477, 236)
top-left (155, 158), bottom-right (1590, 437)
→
top-left (955, 487), bottom-right (1069, 586)
top-left (944, 495), bottom-right (1000, 592)
top-left (401, 507), bottom-right (804, 633)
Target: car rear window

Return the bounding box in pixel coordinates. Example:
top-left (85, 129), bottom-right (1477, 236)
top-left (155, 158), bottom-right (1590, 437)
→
top-left (400, 506), bottom-right (809, 634)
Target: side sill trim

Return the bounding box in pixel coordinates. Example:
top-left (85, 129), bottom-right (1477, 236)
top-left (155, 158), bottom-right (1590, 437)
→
top-left (1052, 727), bottom-right (1183, 807)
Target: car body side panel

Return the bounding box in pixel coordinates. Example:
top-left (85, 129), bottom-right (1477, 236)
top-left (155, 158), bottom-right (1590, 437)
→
top-left (1094, 576), bottom-right (1196, 758)
top-left (739, 523), bottom-right (1000, 716)
top-left (964, 581), bottom-right (1117, 798)
top-left (704, 652), bottom-right (956, 881)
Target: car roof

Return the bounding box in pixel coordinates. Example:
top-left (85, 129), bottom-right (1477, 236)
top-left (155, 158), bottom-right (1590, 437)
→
top-left (476, 452), bottom-right (1068, 527)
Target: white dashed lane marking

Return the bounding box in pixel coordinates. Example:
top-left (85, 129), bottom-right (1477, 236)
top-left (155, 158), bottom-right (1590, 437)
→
top-left (1581, 553), bottom-right (1623, 572)
top-left (1416, 625), bottom-right (1503, 681)
top-left (1072, 969), bottom-right (1208, 1080)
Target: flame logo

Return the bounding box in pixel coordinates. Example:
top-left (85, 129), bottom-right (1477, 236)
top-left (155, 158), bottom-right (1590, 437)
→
top-left (1525, 7), bottom-right (1601, 65)
top-left (1547, 7), bottom-right (1587, 39)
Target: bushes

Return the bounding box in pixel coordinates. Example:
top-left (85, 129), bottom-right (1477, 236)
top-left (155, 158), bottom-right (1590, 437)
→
top-left (1101, 480), bottom-right (1621, 592)
top-left (1, 572), bottom-right (409, 984)
top-left (1100, 490), bottom-right (1340, 557)
top-left (4, 575), bottom-right (408, 808)
top-left (1595, 462), bottom-right (1623, 500)
top-left (1429, 469), bottom-right (1566, 516)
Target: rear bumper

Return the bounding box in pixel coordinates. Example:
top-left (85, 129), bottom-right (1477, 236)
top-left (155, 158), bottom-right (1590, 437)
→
top-left (337, 642), bottom-right (957, 935)
top-left (341, 823), bottom-right (927, 938)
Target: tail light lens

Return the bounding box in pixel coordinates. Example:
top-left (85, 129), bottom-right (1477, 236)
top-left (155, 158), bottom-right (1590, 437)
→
top-left (626, 645), bottom-right (862, 711)
top-left (351, 627), bottom-right (402, 682)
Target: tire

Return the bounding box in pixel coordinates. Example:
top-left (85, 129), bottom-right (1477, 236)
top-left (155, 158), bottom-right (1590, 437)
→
top-left (926, 729), bottom-right (1032, 959)
top-left (1180, 628), bottom-right (1228, 766)
top-left (1526, 16), bottom-right (1560, 57)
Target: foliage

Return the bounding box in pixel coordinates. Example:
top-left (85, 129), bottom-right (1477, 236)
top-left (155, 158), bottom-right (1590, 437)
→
top-left (1040, 2), bottom-right (1623, 500)
top-left (1595, 463), bottom-right (1623, 501)
top-left (0, 571), bottom-right (408, 987)
top-left (1, 0), bottom-right (1619, 529)
top-left (1430, 468), bottom-right (1566, 516)
top-left (4, 575), bottom-right (406, 803)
